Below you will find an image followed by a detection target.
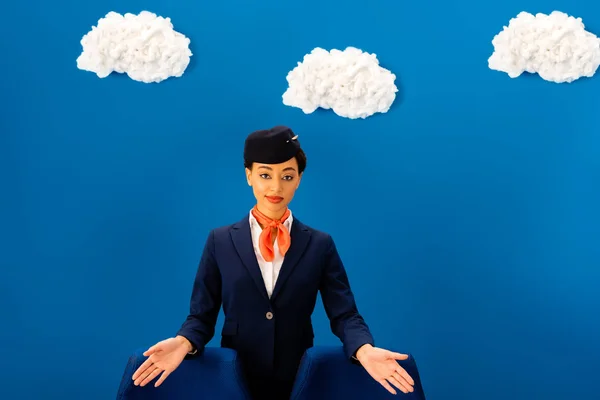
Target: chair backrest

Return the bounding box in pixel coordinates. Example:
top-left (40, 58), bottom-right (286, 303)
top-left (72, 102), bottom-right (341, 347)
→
top-left (290, 346), bottom-right (427, 400)
top-left (115, 347), bottom-right (251, 400)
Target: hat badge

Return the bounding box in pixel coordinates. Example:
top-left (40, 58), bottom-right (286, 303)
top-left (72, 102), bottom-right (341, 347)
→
top-left (287, 135), bottom-right (298, 142)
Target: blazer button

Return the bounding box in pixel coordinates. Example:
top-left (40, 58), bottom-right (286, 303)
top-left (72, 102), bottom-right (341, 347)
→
top-left (266, 311), bottom-right (273, 320)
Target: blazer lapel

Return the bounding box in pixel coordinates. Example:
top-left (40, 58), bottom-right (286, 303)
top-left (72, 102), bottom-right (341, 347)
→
top-left (230, 215), bottom-right (270, 301)
top-left (271, 219), bottom-right (311, 301)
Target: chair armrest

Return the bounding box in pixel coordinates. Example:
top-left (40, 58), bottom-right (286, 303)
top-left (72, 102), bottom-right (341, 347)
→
top-left (116, 347), bottom-right (252, 400)
top-left (290, 346), bottom-right (426, 400)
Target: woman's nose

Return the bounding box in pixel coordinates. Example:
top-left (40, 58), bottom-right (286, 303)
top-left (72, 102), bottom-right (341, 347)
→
top-left (271, 181), bottom-right (282, 192)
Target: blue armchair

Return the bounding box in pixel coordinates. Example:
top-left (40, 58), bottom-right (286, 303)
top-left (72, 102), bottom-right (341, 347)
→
top-left (290, 346), bottom-right (426, 399)
top-left (116, 346), bottom-right (426, 400)
top-left (116, 347), bottom-right (252, 400)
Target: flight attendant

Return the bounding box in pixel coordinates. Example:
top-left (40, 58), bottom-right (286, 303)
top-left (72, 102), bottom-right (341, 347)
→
top-left (132, 126), bottom-right (415, 399)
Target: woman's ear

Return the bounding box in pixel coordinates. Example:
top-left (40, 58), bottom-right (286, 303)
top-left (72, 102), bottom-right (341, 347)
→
top-left (245, 168), bottom-right (252, 186)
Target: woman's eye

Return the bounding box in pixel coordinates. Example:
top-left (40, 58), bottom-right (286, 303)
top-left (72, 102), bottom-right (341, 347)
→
top-left (260, 174), bottom-right (271, 179)
top-left (283, 175), bottom-right (294, 181)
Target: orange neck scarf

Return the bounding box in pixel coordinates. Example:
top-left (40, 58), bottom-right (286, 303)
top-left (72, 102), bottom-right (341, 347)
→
top-left (251, 205), bottom-right (291, 262)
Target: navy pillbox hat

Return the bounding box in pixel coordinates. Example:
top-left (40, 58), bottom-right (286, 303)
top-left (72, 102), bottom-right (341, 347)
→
top-left (244, 125), bottom-right (300, 164)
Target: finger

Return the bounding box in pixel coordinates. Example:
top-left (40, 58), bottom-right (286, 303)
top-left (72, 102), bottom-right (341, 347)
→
top-left (135, 365), bottom-right (157, 386)
top-left (140, 367), bottom-right (162, 387)
top-left (388, 351), bottom-right (409, 360)
top-left (143, 343), bottom-right (162, 357)
top-left (132, 357), bottom-right (155, 380)
top-left (393, 371), bottom-right (414, 393)
top-left (378, 378), bottom-right (396, 395)
top-left (396, 366), bottom-right (415, 386)
top-left (388, 376), bottom-right (409, 394)
top-left (155, 369), bottom-right (172, 387)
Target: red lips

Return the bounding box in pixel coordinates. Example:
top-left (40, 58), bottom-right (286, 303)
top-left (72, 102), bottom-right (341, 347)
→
top-left (266, 196), bottom-right (283, 204)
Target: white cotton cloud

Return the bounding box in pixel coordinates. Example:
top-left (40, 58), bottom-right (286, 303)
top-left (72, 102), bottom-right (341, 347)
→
top-left (76, 11), bottom-right (192, 83)
top-left (488, 11), bottom-right (600, 83)
top-left (282, 47), bottom-right (398, 119)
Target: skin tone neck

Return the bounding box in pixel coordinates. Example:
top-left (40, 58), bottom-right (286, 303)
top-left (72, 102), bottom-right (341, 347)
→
top-left (256, 207), bottom-right (286, 223)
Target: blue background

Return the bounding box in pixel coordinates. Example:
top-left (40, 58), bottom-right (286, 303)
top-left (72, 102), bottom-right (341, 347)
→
top-left (1, 0), bottom-right (599, 399)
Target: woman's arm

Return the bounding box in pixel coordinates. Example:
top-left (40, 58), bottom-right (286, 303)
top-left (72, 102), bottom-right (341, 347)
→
top-left (318, 235), bottom-right (415, 395)
top-left (318, 235), bottom-right (374, 361)
top-left (132, 230), bottom-right (222, 387)
top-left (176, 229), bottom-right (223, 355)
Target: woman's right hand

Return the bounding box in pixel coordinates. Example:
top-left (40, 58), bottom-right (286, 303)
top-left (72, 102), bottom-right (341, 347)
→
top-left (131, 336), bottom-right (192, 387)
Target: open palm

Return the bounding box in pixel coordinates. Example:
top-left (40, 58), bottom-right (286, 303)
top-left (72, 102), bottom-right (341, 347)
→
top-left (131, 337), bottom-right (189, 387)
top-left (359, 346), bottom-right (415, 395)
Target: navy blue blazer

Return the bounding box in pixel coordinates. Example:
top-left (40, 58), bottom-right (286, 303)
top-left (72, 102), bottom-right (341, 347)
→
top-left (177, 214), bottom-right (374, 382)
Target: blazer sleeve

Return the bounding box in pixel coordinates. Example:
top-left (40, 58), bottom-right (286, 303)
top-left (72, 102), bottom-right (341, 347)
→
top-left (319, 234), bottom-right (375, 362)
top-left (176, 229), bottom-right (222, 356)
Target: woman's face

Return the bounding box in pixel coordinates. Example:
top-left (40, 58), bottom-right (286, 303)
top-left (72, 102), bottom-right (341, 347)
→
top-left (245, 156), bottom-right (302, 219)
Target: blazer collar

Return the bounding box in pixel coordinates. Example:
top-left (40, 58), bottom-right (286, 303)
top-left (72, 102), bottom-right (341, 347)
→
top-left (230, 213), bottom-right (311, 302)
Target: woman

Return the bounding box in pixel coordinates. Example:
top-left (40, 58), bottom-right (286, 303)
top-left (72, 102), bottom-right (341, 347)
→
top-left (131, 126), bottom-right (415, 399)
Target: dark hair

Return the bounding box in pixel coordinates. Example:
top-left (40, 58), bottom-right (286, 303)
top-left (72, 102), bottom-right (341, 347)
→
top-left (245, 148), bottom-right (307, 174)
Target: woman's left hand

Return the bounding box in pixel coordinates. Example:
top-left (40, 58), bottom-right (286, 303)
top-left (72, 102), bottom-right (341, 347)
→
top-left (355, 344), bottom-right (415, 395)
